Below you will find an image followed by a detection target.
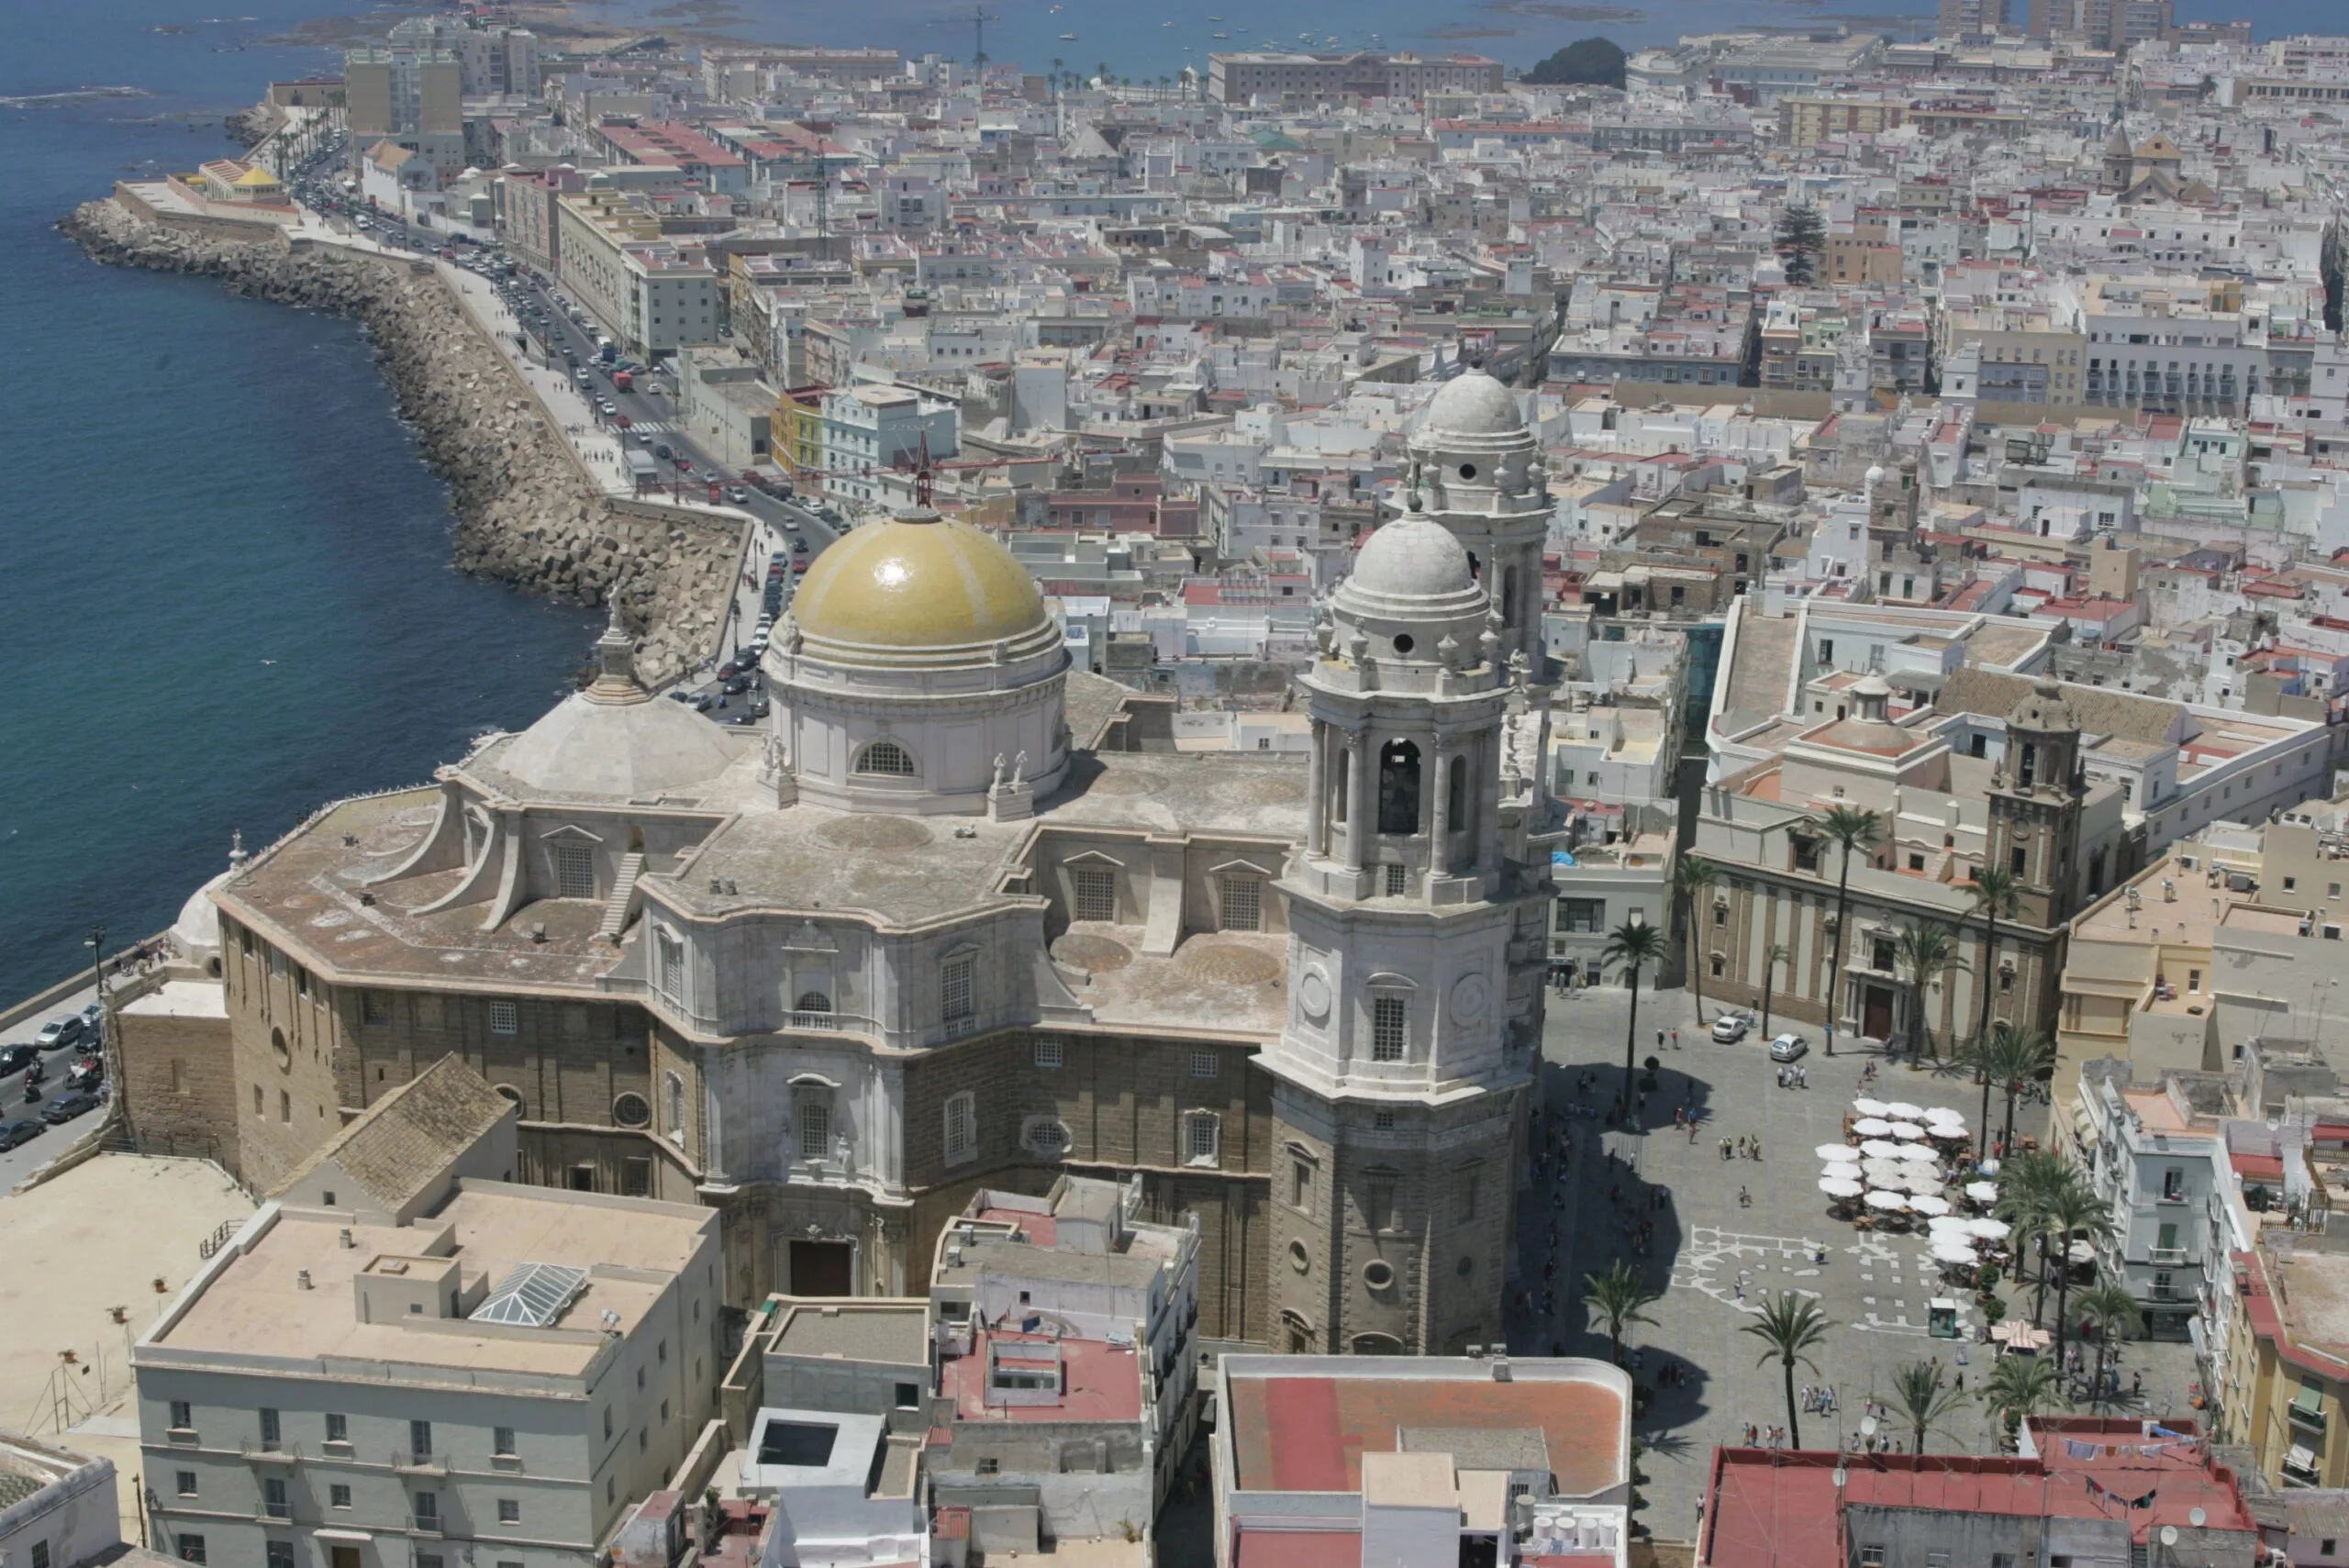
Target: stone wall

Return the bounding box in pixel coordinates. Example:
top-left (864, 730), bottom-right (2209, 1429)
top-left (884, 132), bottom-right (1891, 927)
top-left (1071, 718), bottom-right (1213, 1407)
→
top-left (59, 196), bottom-right (738, 685)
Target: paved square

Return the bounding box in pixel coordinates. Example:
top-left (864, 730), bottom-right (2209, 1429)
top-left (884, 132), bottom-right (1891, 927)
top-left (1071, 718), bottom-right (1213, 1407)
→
top-left (1513, 983), bottom-right (2202, 1542)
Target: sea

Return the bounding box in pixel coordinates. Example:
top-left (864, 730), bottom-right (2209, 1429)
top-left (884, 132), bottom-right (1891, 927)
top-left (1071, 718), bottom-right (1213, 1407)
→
top-left (0, 0), bottom-right (2317, 1001)
top-left (0, 0), bottom-right (600, 1003)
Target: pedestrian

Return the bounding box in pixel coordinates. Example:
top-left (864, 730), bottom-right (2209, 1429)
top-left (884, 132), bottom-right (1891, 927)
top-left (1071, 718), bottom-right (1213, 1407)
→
top-left (1739, 1185), bottom-right (1752, 1207)
top-left (1671, 1028), bottom-right (1680, 1051)
top-left (1656, 1028), bottom-right (1665, 1052)
top-left (1720, 1137), bottom-right (1733, 1161)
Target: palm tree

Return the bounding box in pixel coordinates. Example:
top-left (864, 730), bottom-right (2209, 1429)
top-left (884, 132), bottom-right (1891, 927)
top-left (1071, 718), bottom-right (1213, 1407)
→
top-left (1965, 864), bottom-right (2021, 1057)
top-left (2041, 1184), bottom-right (2120, 1368)
top-left (1673, 853), bottom-right (1722, 1025)
top-left (1981, 1023), bottom-right (2057, 1158)
top-left (1985, 1351), bottom-right (2067, 1437)
top-left (1813, 806), bottom-right (1884, 1054)
top-left (1582, 1259), bottom-right (1662, 1366)
top-left (1603, 918), bottom-right (1669, 1123)
top-left (1762, 942), bottom-right (1790, 1035)
top-left (1993, 1150), bottom-right (2072, 1320)
top-left (1887, 1360), bottom-right (1973, 1453)
top-left (1893, 920), bottom-right (1968, 1058)
top-left (2076, 1282), bottom-right (2142, 1406)
top-left (1742, 1294), bottom-right (1832, 1448)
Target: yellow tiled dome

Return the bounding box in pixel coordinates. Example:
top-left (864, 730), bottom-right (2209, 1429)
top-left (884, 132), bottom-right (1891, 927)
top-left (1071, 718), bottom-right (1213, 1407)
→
top-left (790, 510), bottom-right (1052, 656)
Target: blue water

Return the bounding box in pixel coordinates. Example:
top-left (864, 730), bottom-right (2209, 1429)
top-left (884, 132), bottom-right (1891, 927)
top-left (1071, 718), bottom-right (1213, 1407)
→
top-left (0, 2), bottom-right (600, 1001)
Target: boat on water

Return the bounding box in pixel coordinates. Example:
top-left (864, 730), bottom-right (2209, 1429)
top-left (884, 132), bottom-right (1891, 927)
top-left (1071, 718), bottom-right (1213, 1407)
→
top-left (1059, 31), bottom-right (1078, 39)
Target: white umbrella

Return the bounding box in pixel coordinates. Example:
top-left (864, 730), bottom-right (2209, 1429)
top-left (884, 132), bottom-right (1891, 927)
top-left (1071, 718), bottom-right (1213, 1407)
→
top-left (1861, 1139), bottom-right (1907, 1159)
top-left (1889, 1121), bottom-right (1928, 1140)
top-left (1865, 1190), bottom-right (1909, 1211)
top-left (1965, 1181), bottom-right (2000, 1203)
top-left (1862, 1158), bottom-right (1909, 1184)
top-left (1898, 1170), bottom-right (1944, 1195)
top-left (2066, 1239), bottom-right (2097, 1263)
top-left (1928, 1215), bottom-right (1974, 1234)
top-left (1885, 1101), bottom-right (1925, 1120)
top-left (1925, 1108), bottom-right (1966, 1126)
top-left (1932, 1240), bottom-right (1979, 1264)
top-left (1897, 1143), bottom-right (1943, 1163)
top-left (1820, 1176), bottom-right (1865, 1197)
top-left (1854, 1097), bottom-right (1892, 1116)
top-left (1909, 1194), bottom-right (1953, 1216)
top-left (1818, 1144), bottom-right (1863, 1162)
top-left (1852, 1118), bottom-right (1895, 1137)
top-left (1968, 1218), bottom-right (2011, 1240)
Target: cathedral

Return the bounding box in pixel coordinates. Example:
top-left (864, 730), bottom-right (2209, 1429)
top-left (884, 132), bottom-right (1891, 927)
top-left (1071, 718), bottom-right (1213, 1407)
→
top-left (129, 369), bottom-right (1557, 1355)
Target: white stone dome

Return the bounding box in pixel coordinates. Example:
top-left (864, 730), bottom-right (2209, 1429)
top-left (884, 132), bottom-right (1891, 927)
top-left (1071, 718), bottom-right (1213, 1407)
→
top-left (170, 874), bottom-right (229, 968)
top-left (1353, 517), bottom-right (1475, 599)
top-left (1419, 369), bottom-right (1525, 438)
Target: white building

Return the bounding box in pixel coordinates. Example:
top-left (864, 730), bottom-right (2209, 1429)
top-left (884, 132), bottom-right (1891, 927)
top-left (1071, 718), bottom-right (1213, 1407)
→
top-left (819, 385), bottom-right (959, 514)
top-left (134, 1059), bottom-right (721, 1568)
top-left (0, 1432), bottom-right (122, 1568)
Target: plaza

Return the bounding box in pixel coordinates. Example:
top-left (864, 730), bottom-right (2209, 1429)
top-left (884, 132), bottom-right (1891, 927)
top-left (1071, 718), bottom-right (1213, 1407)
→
top-left (1515, 981), bottom-right (2204, 1540)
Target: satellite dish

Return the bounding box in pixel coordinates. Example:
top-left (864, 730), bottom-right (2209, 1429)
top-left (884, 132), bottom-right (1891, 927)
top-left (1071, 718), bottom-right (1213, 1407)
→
top-left (2190, 1508), bottom-right (2208, 1528)
top-left (2162, 1528), bottom-right (2180, 1547)
top-left (1832, 1468), bottom-right (1849, 1489)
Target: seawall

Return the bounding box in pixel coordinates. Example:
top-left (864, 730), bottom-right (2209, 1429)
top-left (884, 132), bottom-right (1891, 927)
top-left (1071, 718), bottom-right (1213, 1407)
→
top-left (58, 195), bottom-right (740, 686)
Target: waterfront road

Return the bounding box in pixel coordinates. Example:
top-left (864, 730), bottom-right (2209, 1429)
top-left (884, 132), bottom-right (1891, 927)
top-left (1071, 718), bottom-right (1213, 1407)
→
top-left (0, 982), bottom-right (113, 1190)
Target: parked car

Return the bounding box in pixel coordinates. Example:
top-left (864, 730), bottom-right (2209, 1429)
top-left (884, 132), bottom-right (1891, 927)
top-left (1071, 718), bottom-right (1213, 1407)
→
top-left (1709, 1013), bottom-right (1751, 1044)
top-left (41, 1092), bottom-right (102, 1126)
top-left (724, 486), bottom-right (750, 505)
top-left (1767, 1033), bottom-right (1809, 1063)
top-left (78, 1001), bottom-right (104, 1030)
top-left (34, 1016), bottom-right (84, 1051)
top-left (0, 1120), bottom-right (44, 1151)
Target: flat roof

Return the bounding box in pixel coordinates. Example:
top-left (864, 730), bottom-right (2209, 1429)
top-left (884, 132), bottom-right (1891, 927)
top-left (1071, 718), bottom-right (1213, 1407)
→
top-left (940, 1328), bottom-right (1143, 1424)
top-left (772, 1302), bottom-right (929, 1365)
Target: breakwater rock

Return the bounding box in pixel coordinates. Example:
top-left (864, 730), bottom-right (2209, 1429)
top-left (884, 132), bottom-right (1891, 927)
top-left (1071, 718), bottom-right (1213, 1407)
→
top-left (59, 195), bottom-right (739, 687)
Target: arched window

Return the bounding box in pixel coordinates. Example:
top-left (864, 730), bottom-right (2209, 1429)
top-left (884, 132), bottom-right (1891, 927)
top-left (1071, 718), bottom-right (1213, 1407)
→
top-left (855, 740), bottom-right (917, 777)
top-left (1502, 565), bottom-right (1519, 625)
top-left (1446, 754), bottom-right (1468, 831)
top-left (796, 1095), bottom-right (831, 1162)
top-left (1332, 748), bottom-right (1350, 823)
top-left (795, 991), bottom-right (832, 1015)
top-left (1350, 1332), bottom-right (1405, 1356)
top-left (1377, 740), bottom-right (1421, 834)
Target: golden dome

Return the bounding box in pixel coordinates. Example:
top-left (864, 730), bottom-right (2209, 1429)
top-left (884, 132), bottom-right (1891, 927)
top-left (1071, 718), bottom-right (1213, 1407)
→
top-left (789, 510), bottom-right (1055, 660)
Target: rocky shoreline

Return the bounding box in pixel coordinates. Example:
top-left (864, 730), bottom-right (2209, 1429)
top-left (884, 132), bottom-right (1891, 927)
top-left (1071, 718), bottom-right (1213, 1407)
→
top-left (59, 196), bottom-right (738, 687)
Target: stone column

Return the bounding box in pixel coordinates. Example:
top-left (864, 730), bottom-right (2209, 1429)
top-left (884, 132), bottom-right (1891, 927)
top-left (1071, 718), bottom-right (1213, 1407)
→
top-left (1345, 728), bottom-right (1373, 871)
top-left (1428, 738), bottom-right (1451, 875)
top-left (1306, 722), bottom-right (1328, 858)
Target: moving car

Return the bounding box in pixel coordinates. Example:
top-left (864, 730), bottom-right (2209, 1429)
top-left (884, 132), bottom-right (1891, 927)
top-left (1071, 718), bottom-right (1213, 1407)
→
top-left (1709, 1013), bottom-right (1750, 1044)
top-left (34, 1016), bottom-right (84, 1051)
top-left (0, 1046), bottom-right (37, 1078)
top-left (1767, 1033), bottom-right (1809, 1063)
top-left (41, 1091), bottom-right (102, 1126)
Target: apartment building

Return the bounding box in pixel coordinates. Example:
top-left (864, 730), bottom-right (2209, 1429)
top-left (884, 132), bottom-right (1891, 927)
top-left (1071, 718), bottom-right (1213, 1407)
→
top-left (1207, 51), bottom-right (1503, 105)
top-left (134, 1060), bottom-right (720, 1568)
top-left (551, 187), bottom-right (719, 359)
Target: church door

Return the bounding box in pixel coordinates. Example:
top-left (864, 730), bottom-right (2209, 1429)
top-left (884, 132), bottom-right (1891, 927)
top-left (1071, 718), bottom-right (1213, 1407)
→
top-left (1862, 985), bottom-right (1894, 1040)
top-left (790, 1240), bottom-right (854, 1296)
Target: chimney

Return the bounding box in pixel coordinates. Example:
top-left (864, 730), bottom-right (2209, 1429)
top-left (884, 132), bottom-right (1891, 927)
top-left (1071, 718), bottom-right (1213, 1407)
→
top-left (297, 1271), bottom-right (314, 1290)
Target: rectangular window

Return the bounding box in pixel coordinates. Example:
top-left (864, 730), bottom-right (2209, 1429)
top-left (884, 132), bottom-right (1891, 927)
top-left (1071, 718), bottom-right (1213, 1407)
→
top-left (498, 1499), bottom-right (520, 1524)
top-left (1072, 865), bottom-right (1117, 922)
top-left (1372, 996), bottom-right (1408, 1062)
top-left (264, 1477), bottom-right (289, 1519)
top-left (1457, 1172), bottom-right (1480, 1222)
top-left (177, 1535), bottom-right (207, 1564)
top-left (33, 1542), bottom-right (52, 1568)
top-left (170, 1400), bottom-right (193, 1430)
top-left (494, 1426), bottom-right (517, 1457)
top-left (362, 990), bottom-right (393, 1025)
top-left (259, 1407), bottom-right (280, 1449)
top-left (1191, 1050), bottom-right (1220, 1079)
top-left (325, 1412), bottom-right (347, 1443)
top-left (1560, 898), bottom-right (1606, 934)
top-left (489, 1000), bottom-right (519, 1035)
top-left (414, 1491), bottom-right (440, 1523)
top-left (1367, 1180), bottom-right (1397, 1232)
top-left (1186, 1112), bottom-right (1219, 1164)
top-left (331, 1484), bottom-right (352, 1508)
top-left (621, 1157), bottom-right (651, 1196)
top-left (2010, 847), bottom-right (2028, 876)
top-left (554, 841), bottom-right (596, 899)
top-left (1033, 1037), bottom-right (1063, 1069)
top-left (798, 1100), bottom-right (830, 1162)
top-left (941, 957), bottom-right (974, 1021)
top-left (176, 1470), bottom-right (197, 1496)
top-left (410, 1419), bottom-right (433, 1462)
top-left (944, 1094), bottom-right (974, 1161)
top-left (659, 930), bottom-right (685, 997)
top-left (1292, 1159), bottom-right (1315, 1212)
top-left (2164, 1168), bottom-right (2184, 1201)
top-left (1384, 863), bottom-right (1408, 897)
top-left (1220, 875), bottom-right (1263, 931)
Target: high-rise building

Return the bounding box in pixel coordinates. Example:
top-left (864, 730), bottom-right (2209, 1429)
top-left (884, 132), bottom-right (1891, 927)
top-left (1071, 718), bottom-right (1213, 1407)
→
top-left (1937, 0), bottom-right (2009, 37)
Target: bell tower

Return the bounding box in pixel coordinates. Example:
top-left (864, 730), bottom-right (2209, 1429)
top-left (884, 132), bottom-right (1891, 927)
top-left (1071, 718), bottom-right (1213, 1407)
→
top-left (1264, 506), bottom-right (1549, 1356)
top-left (1987, 677), bottom-right (2087, 929)
top-left (1404, 368), bottom-right (1553, 678)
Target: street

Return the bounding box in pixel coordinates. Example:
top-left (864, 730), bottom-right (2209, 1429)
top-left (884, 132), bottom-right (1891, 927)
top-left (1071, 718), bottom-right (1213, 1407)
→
top-left (1520, 982), bottom-right (2199, 1541)
top-left (0, 986), bottom-right (113, 1191)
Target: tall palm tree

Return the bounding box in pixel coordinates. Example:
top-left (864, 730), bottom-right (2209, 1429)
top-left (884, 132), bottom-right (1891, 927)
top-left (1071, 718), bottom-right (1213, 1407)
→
top-left (1894, 920), bottom-right (1968, 1058)
top-left (1742, 1293), bottom-right (1832, 1448)
top-left (1996, 1151), bottom-right (2093, 1328)
top-left (1673, 853), bottom-right (1722, 1025)
top-left (1582, 1259), bottom-right (1662, 1365)
top-left (1965, 864), bottom-right (2021, 1055)
top-left (1814, 806), bottom-right (1884, 1054)
top-left (1985, 1350), bottom-right (2068, 1437)
top-left (1761, 942), bottom-right (1790, 1034)
top-left (1603, 918), bottom-right (1669, 1123)
top-left (2041, 1184), bottom-right (2120, 1368)
top-left (1887, 1360), bottom-right (1973, 1453)
top-left (1981, 1024), bottom-right (2057, 1158)
top-left (2076, 1281), bottom-right (2142, 1406)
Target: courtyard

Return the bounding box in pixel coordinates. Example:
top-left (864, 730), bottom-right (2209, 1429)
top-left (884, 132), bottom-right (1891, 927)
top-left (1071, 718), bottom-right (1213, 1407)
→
top-left (1515, 981), bottom-right (2205, 1541)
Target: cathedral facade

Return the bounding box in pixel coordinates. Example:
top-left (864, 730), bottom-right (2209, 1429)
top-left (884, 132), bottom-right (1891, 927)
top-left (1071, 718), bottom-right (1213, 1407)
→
top-left (150, 370), bottom-right (1556, 1356)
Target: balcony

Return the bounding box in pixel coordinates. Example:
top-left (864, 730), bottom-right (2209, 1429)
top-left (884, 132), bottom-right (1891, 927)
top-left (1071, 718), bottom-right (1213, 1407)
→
top-left (2148, 1248), bottom-right (2188, 1266)
top-left (393, 1451), bottom-right (445, 1477)
top-left (409, 1514), bottom-right (446, 1538)
top-left (240, 1439), bottom-right (299, 1464)
top-left (2291, 1402), bottom-right (2329, 1433)
top-left (262, 1501), bottom-right (293, 1522)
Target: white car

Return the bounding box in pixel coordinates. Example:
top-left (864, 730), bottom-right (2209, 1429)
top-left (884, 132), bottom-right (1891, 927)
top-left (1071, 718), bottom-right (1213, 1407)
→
top-left (1768, 1033), bottom-right (1809, 1063)
top-left (1709, 1013), bottom-right (1751, 1044)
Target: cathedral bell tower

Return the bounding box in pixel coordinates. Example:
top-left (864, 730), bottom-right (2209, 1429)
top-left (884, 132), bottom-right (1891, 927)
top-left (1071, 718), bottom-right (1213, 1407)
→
top-left (1987, 677), bottom-right (2087, 929)
top-left (1263, 505), bottom-right (1550, 1357)
top-left (1403, 367), bottom-right (1553, 677)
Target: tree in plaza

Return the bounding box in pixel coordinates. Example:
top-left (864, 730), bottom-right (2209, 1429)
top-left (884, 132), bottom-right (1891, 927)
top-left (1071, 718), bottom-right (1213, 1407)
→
top-left (1888, 1361), bottom-right (1974, 1454)
top-left (1776, 201), bottom-right (1826, 285)
top-left (1985, 1350), bottom-right (2068, 1437)
top-left (1893, 920), bottom-right (1968, 1058)
top-left (1976, 1022), bottom-right (2057, 1160)
top-left (1582, 1259), bottom-right (1662, 1366)
top-left (1761, 942), bottom-right (1790, 1035)
top-left (1673, 852), bottom-right (1722, 1025)
top-left (2041, 1184), bottom-right (2119, 1370)
top-left (1963, 865), bottom-right (2022, 1120)
top-left (1603, 918), bottom-right (1670, 1122)
top-left (2076, 1281), bottom-right (2143, 1407)
top-left (1742, 1293), bottom-right (1832, 1450)
top-left (1996, 1150), bottom-right (2090, 1329)
top-left (1812, 806), bottom-right (1883, 1053)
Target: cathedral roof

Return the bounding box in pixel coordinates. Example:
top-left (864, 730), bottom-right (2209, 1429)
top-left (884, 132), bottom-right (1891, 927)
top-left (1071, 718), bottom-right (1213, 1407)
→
top-left (788, 507), bottom-right (1056, 663)
top-left (1353, 515), bottom-right (1475, 600)
top-left (1417, 367), bottom-right (1527, 439)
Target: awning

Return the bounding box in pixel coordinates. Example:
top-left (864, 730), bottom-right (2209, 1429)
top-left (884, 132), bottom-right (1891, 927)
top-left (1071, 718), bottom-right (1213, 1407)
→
top-left (2287, 1444), bottom-right (2320, 1476)
top-left (314, 1530), bottom-right (375, 1543)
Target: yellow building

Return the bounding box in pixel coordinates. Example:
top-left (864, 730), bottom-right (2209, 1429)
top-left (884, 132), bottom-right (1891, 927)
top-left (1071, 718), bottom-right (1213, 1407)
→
top-left (196, 159), bottom-right (285, 204)
top-left (2223, 1234), bottom-right (2349, 1488)
top-left (777, 387), bottom-right (827, 484)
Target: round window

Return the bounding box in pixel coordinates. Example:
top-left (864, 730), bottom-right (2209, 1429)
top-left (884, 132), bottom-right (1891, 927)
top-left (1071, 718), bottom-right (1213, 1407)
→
top-left (271, 1028), bottom-right (291, 1070)
top-left (1393, 634), bottom-right (1415, 655)
top-left (1024, 1119), bottom-right (1072, 1157)
top-left (1455, 1255), bottom-right (1475, 1277)
top-left (1289, 1240), bottom-right (1311, 1273)
top-left (1458, 462), bottom-right (1478, 481)
top-left (1363, 1259), bottom-right (1397, 1291)
top-left (612, 1093), bottom-right (651, 1128)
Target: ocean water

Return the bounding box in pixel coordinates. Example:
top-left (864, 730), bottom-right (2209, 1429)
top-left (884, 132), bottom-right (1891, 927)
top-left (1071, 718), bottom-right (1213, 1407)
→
top-left (0, 2), bottom-right (599, 1001)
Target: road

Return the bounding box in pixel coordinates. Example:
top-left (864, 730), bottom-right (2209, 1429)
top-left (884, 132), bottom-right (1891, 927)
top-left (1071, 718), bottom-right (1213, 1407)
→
top-left (0, 989), bottom-right (114, 1190)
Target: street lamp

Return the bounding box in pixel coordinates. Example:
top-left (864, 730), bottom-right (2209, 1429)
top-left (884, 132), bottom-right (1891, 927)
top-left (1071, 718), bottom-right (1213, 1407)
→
top-left (85, 922), bottom-right (130, 1138)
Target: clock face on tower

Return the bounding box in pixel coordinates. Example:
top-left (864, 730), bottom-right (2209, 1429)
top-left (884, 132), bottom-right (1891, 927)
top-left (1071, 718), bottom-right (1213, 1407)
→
top-left (1450, 973), bottom-right (1490, 1024)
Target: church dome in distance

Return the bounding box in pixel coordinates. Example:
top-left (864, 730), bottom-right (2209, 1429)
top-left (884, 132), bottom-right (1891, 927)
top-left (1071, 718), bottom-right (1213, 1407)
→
top-left (789, 508), bottom-right (1057, 663)
top-left (1353, 516), bottom-right (1475, 600)
top-left (1418, 367), bottom-right (1526, 438)
top-left (2011, 675), bottom-right (2082, 734)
